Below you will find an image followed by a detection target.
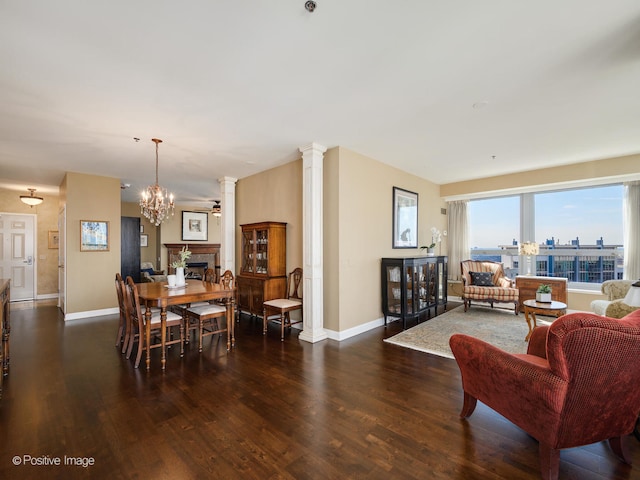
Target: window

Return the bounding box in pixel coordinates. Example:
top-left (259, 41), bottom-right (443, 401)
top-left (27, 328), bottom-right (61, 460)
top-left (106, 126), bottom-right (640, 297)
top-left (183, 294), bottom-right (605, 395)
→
top-left (468, 184), bottom-right (624, 286)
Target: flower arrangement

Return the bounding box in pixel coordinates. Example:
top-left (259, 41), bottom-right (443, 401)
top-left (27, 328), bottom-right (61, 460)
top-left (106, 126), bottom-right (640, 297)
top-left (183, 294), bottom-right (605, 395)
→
top-left (420, 227), bottom-right (446, 250)
top-left (171, 245), bottom-right (191, 269)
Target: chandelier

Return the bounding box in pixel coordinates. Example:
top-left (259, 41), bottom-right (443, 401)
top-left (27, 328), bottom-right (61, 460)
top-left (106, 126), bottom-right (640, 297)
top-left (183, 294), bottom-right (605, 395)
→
top-left (140, 138), bottom-right (175, 226)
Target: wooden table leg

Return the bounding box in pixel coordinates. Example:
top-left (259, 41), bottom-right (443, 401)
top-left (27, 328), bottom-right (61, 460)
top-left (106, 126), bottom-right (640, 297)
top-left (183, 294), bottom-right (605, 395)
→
top-left (524, 307), bottom-right (537, 342)
top-left (160, 308), bottom-right (167, 370)
top-left (145, 307), bottom-right (152, 371)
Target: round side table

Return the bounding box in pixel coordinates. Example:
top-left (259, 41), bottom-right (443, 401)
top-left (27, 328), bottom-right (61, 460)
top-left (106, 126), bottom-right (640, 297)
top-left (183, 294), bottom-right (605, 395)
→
top-left (522, 299), bottom-right (567, 341)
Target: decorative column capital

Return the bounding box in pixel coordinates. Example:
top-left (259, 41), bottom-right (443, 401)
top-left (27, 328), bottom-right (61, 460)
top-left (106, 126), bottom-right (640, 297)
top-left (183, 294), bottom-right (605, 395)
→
top-left (299, 143), bottom-right (327, 157)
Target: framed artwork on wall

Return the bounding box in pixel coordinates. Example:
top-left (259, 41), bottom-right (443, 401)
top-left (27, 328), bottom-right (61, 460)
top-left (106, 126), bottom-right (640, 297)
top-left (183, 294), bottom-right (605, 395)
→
top-left (181, 211), bottom-right (208, 241)
top-left (48, 230), bottom-right (59, 249)
top-left (140, 234), bottom-right (148, 247)
top-left (392, 187), bottom-right (418, 249)
top-left (80, 220), bottom-right (109, 251)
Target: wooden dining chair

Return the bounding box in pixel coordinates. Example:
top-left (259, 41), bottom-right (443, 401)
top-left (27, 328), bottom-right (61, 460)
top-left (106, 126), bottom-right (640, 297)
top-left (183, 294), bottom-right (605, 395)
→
top-left (176, 268), bottom-right (218, 345)
top-left (263, 267), bottom-right (303, 341)
top-left (124, 276), bottom-right (184, 369)
top-left (185, 270), bottom-right (233, 352)
top-left (114, 273), bottom-right (127, 353)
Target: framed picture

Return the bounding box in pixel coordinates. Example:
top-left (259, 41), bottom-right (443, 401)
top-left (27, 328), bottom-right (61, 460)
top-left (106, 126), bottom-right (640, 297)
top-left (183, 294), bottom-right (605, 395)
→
top-left (392, 187), bottom-right (418, 249)
top-left (140, 234), bottom-right (148, 247)
top-left (181, 211), bottom-right (208, 241)
top-left (80, 220), bottom-right (109, 251)
top-left (140, 225), bottom-right (144, 233)
top-left (48, 230), bottom-right (59, 249)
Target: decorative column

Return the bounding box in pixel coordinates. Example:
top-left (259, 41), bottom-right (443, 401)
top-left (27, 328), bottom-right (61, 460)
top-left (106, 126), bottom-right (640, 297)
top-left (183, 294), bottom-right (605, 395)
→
top-left (298, 143), bottom-right (327, 343)
top-left (218, 176), bottom-right (237, 274)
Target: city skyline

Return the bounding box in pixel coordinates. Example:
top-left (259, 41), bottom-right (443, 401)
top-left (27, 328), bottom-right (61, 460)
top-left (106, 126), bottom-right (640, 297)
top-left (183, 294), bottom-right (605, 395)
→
top-left (469, 184), bottom-right (623, 249)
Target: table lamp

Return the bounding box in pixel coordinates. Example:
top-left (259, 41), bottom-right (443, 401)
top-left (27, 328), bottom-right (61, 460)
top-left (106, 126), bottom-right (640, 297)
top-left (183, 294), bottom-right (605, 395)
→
top-left (623, 280), bottom-right (640, 307)
top-left (519, 242), bottom-right (539, 276)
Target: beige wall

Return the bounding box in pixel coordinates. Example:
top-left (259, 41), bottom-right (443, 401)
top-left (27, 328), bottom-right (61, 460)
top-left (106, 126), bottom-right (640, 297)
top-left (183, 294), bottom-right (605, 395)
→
top-left (64, 172), bottom-right (121, 315)
top-left (0, 188), bottom-right (60, 297)
top-left (156, 205), bottom-right (222, 271)
top-left (440, 153), bottom-right (640, 199)
top-left (235, 160), bottom-right (303, 275)
top-left (325, 147), bottom-right (446, 333)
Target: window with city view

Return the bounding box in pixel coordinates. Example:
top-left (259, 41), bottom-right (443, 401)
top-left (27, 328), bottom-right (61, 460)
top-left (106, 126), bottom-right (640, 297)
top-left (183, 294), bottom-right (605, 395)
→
top-left (468, 184), bottom-right (624, 287)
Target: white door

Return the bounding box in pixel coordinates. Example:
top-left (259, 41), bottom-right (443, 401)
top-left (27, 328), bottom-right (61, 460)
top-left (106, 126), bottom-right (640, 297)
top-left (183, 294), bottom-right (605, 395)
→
top-left (58, 207), bottom-right (66, 314)
top-left (0, 213), bottom-right (36, 301)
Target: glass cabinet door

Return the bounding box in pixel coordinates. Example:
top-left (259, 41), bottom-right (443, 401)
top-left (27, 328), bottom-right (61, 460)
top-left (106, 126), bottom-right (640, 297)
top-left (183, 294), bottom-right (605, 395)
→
top-left (384, 265), bottom-right (402, 314)
top-left (417, 262), bottom-right (429, 311)
top-left (405, 265), bottom-right (416, 315)
top-left (242, 230), bottom-right (254, 273)
top-left (256, 228), bottom-right (269, 274)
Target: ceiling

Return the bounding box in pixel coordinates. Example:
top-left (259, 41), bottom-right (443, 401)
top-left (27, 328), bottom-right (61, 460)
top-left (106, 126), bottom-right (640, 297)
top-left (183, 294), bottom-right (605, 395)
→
top-left (2, 1), bottom-right (640, 208)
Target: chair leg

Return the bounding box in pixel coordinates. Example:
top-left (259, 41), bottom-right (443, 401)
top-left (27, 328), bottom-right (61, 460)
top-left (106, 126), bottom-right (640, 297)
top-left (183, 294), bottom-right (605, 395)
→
top-left (134, 339), bottom-right (144, 369)
top-left (539, 443), bottom-right (560, 480)
top-left (460, 391), bottom-right (477, 418)
top-left (281, 312), bottom-right (285, 341)
top-left (609, 436), bottom-right (632, 464)
top-left (263, 308), bottom-right (268, 335)
top-left (179, 323), bottom-right (184, 357)
top-left (199, 318), bottom-right (204, 352)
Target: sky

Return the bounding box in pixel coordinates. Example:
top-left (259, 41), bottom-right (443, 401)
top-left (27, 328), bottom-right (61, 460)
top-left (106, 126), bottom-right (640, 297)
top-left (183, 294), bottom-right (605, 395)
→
top-left (469, 184), bottom-right (623, 248)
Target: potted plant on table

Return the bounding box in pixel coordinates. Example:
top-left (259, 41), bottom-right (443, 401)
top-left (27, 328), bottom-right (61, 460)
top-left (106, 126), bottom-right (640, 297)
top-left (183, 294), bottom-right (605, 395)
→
top-left (536, 284), bottom-right (552, 303)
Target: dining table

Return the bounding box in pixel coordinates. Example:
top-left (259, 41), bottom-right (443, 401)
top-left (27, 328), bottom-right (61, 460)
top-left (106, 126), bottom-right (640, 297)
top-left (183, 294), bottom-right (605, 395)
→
top-left (136, 280), bottom-right (235, 370)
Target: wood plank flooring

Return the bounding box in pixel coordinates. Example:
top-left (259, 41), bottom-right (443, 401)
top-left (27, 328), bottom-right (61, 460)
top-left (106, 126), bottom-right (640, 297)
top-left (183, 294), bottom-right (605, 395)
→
top-left (0, 302), bottom-right (638, 479)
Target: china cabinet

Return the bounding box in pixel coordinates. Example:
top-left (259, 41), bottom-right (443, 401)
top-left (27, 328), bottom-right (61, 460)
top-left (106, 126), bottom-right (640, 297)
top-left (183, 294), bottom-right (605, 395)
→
top-left (236, 222), bottom-right (287, 317)
top-left (381, 256), bottom-right (447, 329)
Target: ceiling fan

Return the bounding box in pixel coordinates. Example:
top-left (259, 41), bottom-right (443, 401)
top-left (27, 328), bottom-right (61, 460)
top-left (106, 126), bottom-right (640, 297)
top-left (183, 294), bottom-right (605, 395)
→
top-left (192, 200), bottom-right (222, 216)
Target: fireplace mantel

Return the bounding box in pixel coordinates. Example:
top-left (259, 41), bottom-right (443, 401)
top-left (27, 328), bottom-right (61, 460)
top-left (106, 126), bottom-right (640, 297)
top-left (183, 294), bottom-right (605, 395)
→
top-left (165, 243), bottom-right (221, 275)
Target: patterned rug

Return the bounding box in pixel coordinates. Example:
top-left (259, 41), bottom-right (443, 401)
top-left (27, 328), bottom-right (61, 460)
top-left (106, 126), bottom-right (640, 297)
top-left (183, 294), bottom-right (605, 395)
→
top-left (384, 305), bottom-right (553, 359)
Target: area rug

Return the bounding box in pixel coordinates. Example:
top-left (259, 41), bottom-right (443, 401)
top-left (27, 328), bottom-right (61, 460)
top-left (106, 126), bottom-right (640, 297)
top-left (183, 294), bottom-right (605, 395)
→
top-left (384, 305), bottom-right (553, 359)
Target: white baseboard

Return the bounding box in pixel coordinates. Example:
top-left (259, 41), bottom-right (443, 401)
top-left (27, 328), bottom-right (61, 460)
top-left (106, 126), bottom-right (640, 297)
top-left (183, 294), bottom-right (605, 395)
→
top-left (37, 293), bottom-right (59, 300)
top-left (324, 316), bottom-right (385, 341)
top-left (64, 307), bottom-right (118, 321)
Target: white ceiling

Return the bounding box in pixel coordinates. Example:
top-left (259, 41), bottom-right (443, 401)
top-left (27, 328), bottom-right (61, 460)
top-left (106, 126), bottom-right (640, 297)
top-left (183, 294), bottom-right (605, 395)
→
top-left (2, 1), bottom-right (640, 207)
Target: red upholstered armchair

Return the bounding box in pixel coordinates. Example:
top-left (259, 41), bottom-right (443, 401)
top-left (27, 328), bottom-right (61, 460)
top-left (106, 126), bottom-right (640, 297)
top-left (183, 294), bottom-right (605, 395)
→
top-left (450, 310), bottom-right (640, 480)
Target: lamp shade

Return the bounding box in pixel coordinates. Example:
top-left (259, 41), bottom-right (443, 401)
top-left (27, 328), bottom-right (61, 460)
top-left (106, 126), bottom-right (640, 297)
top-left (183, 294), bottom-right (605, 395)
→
top-left (623, 281), bottom-right (640, 307)
top-left (20, 188), bottom-right (44, 207)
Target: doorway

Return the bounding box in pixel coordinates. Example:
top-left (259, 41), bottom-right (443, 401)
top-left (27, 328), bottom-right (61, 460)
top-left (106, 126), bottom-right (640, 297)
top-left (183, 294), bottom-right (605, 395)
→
top-left (0, 213), bottom-right (36, 301)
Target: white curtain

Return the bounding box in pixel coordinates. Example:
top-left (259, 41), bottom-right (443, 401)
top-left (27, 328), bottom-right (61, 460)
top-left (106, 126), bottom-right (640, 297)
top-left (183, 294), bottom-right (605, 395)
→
top-left (447, 200), bottom-right (469, 281)
top-left (623, 181), bottom-right (640, 280)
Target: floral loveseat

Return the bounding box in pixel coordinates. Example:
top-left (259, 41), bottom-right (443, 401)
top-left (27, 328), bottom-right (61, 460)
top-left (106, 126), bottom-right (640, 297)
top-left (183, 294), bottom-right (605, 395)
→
top-left (590, 279), bottom-right (638, 319)
top-left (461, 260), bottom-right (519, 314)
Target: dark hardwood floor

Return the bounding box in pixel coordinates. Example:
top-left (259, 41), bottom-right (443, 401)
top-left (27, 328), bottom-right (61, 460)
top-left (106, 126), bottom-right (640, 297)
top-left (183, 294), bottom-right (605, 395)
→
top-left (1, 302), bottom-right (639, 479)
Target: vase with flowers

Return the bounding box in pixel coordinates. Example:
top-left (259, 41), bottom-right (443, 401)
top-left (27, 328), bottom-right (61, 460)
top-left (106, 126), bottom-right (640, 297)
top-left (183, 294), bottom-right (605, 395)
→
top-left (171, 245), bottom-right (191, 286)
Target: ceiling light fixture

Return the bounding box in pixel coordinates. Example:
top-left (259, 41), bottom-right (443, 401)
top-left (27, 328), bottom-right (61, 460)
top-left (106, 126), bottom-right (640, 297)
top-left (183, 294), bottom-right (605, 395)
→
top-left (140, 138), bottom-right (175, 226)
top-left (20, 188), bottom-right (44, 207)
top-left (212, 200), bottom-right (222, 217)
top-left (305, 1), bottom-right (316, 12)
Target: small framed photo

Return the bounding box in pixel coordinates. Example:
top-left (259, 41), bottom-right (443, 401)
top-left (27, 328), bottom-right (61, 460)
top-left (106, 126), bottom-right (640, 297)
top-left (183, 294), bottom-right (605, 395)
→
top-left (182, 211), bottom-right (208, 241)
top-left (140, 225), bottom-right (144, 233)
top-left (80, 220), bottom-right (109, 252)
top-left (140, 234), bottom-right (148, 247)
top-left (392, 187), bottom-right (418, 249)
top-left (48, 230), bottom-right (59, 249)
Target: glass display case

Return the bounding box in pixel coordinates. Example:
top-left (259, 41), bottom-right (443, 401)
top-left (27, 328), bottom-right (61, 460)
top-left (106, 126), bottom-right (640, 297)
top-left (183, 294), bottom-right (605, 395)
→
top-left (237, 222), bottom-right (287, 317)
top-left (381, 256), bottom-right (447, 329)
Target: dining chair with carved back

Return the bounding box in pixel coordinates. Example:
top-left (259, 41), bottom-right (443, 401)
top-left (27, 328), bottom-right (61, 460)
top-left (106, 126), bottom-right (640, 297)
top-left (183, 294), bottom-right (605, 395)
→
top-left (124, 276), bottom-right (184, 368)
top-left (263, 267), bottom-right (303, 341)
top-left (114, 273), bottom-right (127, 353)
top-left (185, 270), bottom-right (234, 352)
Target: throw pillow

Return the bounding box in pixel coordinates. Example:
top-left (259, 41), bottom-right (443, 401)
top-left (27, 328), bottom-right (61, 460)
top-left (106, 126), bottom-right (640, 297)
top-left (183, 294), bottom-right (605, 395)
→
top-left (141, 268), bottom-right (155, 276)
top-left (470, 271), bottom-right (494, 286)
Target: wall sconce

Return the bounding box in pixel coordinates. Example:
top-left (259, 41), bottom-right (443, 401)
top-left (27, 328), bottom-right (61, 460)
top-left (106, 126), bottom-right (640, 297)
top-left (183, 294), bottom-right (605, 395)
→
top-left (20, 188), bottom-right (44, 207)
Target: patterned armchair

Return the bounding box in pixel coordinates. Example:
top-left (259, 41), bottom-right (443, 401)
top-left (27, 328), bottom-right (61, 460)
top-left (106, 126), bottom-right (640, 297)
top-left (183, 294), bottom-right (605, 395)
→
top-left (460, 260), bottom-right (519, 314)
top-left (590, 279), bottom-right (637, 319)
